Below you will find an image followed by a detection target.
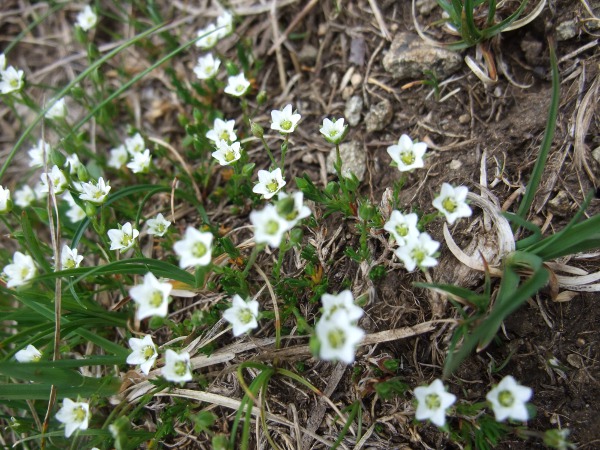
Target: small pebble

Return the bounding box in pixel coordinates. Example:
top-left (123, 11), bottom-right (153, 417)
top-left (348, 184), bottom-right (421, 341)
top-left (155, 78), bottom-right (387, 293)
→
top-left (458, 113), bottom-right (470, 124)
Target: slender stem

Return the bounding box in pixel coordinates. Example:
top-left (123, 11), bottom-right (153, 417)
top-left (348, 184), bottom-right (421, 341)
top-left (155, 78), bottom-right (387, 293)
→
top-left (279, 134), bottom-right (289, 174)
top-left (259, 135), bottom-right (278, 168)
top-left (242, 244), bottom-right (262, 277)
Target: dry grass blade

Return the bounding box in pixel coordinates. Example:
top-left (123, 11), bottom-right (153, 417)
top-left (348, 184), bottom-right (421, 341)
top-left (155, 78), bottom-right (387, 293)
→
top-left (573, 73), bottom-right (600, 184)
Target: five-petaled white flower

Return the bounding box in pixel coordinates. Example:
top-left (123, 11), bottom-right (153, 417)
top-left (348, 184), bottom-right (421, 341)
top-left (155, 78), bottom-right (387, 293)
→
top-left (206, 118), bottom-right (237, 144)
top-left (108, 144), bottom-right (128, 169)
top-left (108, 222), bottom-right (139, 251)
top-left (387, 134), bottom-right (427, 172)
top-left (432, 183), bottom-right (472, 225)
top-left (3, 252), bottom-right (37, 288)
top-left (45, 98), bottom-right (67, 120)
top-left (271, 104), bottom-right (301, 134)
top-left (216, 11), bottom-right (234, 38)
top-left (126, 149), bottom-right (152, 173)
top-left (173, 227), bottom-right (213, 268)
top-left (126, 335), bottom-right (158, 375)
top-left (383, 211), bottom-right (420, 246)
top-left (75, 5), bottom-right (97, 31)
top-left (321, 290), bottom-right (364, 322)
top-left (39, 165), bottom-right (68, 195)
top-left (130, 272), bottom-right (172, 321)
top-left (15, 344), bottom-right (42, 362)
top-left (162, 349), bottom-right (192, 382)
top-left (196, 23), bottom-right (219, 49)
top-left (0, 185), bottom-right (11, 213)
top-left (414, 379), bottom-right (457, 427)
top-left (78, 177), bottom-right (111, 204)
top-left (276, 191), bottom-right (311, 228)
top-left (28, 139), bottom-right (51, 168)
top-left (319, 117), bottom-right (347, 144)
top-left (252, 168), bottom-right (286, 200)
top-left (14, 185), bottom-right (35, 208)
top-left (60, 244), bottom-right (83, 270)
top-left (250, 204), bottom-right (290, 248)
top-left (193, 53), bottom-right (221, 80)
top-left (0, 66), bottom-right (24, 94)
top-left (63, 191), bottom-right (86, 222)
top-left (486, 375), bottom-right (533, 422)
top-left (316, 309), bottom-right (364, 364)
top-left (224, 73), bottom-right (250, 97)
top-left (223, 295), bottom-right (260, 337)
top-left (64, 153), bottom-right (81, 175)
top-left (394, 232), bottom-right (439, 271)
top-left (146, 213), bottom-right (171, 237)
top-left (212, 140), bottom-right (242, 166)
top-left (55, 398), bottom-right (90, 438)
top-left (125, 133), bottom-right (145, 155)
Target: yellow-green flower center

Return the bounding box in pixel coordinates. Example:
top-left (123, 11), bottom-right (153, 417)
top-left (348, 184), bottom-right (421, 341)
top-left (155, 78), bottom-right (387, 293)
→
top-left (122, 233), bottom-right (132, 247)
top-left (400, 150), bottom-right (415, 165)
top-left (425, 393), bottom-right (441, 410)
top-left (235, 84), bottom-right (244, 93)
top-left (220, 130), bottom-right (230, 141)
top-left (329, 130), bottom-right (338, 138)
top-left (73, 405), bottom-right (86, 423)
top-left (204, 65), bottom-right (213, 75)
top-left (10, 78), bottom-right (18, 88)
top-left (192, 242), bottom-right (207, 258)
top-left (142, 345), bottom-right (155, 359)
top-left (442, 197), bottom-right (457, 213)
top-left (280, 119), bottom-right (292, 131)
top-left (498, 390), bottom-right (514, 407)
top-left (64, 258), bottom-right (76, 269)
top-left (238, 308), bottom-right (254, 324)
top-left (266, 180), bottom-right (279, 193)
top-left (327, 328), bottom-right (346, 349)
top-left (149, 290), bottom-right (163, 308)
top-left (155, 223), bottom-right (166, 233)
top-left (174, 360), bottom-right (188, 377)
top-left (224, 150), bottom-right (236, 162)
top-left (20, 266), bottom-right (30, 279)
top-left (265, 219), bottom-right (279, 235)
top-left (93, 189), bottom-right (103, 199)
top-left (395, 224), bottom-right (408, 237)
top-left (411, 247), bottom-right (426, 265)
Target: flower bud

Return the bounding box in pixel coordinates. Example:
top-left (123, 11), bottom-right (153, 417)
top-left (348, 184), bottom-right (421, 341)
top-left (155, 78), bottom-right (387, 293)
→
top-left (251, 122), bottom-right (264, 139)
top-left (77, 164), bottom-right (89, 183)
top-left (275, 196), bottom-right (295, 217)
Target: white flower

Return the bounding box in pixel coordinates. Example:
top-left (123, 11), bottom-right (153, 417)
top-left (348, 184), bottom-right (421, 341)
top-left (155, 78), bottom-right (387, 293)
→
top-left (108, 222), bottom-right (139, 251)
top-left (386, 134), bottom-right (427, 172)
top-left (3, 252), bottom-right (37, 288)
top-left (124, 133), bottom-right (145, 155)
top-left (196, 23), bottom-right (219, 49)
top-left (193, 53), bottom-right (221, 80)
top-left (63, 192), bottom-right (86, 222)
top-left (39, 165), bottom-right (68, 195)
top-left (0, 53), bottom-right (5, 72)
top-left (321, 290), bottom-right (363, 322)
top-left (60, 244), bottom-right (83, 270)
top-left (64, 153), bottom-right (81, 175)
top-left (224, 73), bottom-right (250, 97)
top-left (319, 117), bottom-right (347, 144)
top-left (212, 140), bottom-right (242, 165)
top-left (276, 191), bottom-right (311, 228)
top-left (108, 144), bottom-right (129, 169)
top-left (28, 139), bottom-right (51, 168)
top-left (486, 375), bottom-right (533, 422)
top-left (15, 344), bottom-right (42, 362)
top-left (55, 399), bottom-right (90, 438)
top-left (126, 335), bottom-right (158, 375)
top-left (222, 295), bottom-right (260, 337)
top-left (432, 183), bottom-right (472, 225)
top-left (0, 66), bottom-right (24, 94)
top-left (270, 104), bottom-right (301, 134)
top-left (130, 272), bottom-right (172, 320)
top-left (78, 177), bottom-right (111, 204)
top-left (252, 168), bottom-right (286, 199)
top-left (0, 185), bottom-right (11, 213)
top-left (33, 181), bottom-right (48, 200)
top-left (383, 211), bottom-right (420, 246)
top-left (14, 185), bottom-right (36, 208)
top-left (146, 213), bottom-right (171, 237)
top-left (316, 310), bottom-right (364, 364)
top-left (162, 349), bottom-right (192, 382)
top-left (126, 149), bottom-right (152, 173)
top-left (46, 98), bottom-right (67, 120)
top-left (206, 118), bottom-right (237, 144)
top-left (76, 5), bottom-right (97, 31)
top-left (394, 232), bottom-right (439, 271)
top-left (414, 379), bottom-right (457, 427)
top-left (250, 204), bottom-right (290, 248)
top-left (173, 227), bottom-right (213, 268)
top-left (216, 11), bottom-right (234, 38)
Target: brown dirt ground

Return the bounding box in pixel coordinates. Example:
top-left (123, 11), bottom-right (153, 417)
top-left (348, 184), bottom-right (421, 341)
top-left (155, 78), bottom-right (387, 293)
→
top-left (1, 0), bottom-right (599, 449)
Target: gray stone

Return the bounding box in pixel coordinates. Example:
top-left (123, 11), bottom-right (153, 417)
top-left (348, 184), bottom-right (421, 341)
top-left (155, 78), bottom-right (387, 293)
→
top-left (326, 141), bottom-right (366, 181)
top-left (416, 0), bottom-right (437, 15)
top-left (548, 191), bottom-right (572, 216)
top-left (556, 19), bottom-right (578, 41)
top-left (365, 99), bottom-right (393, 132)
top-left (382, 32), bottom-right (463, 80)
top-left (344, 95), bottom-right (363, 127)
top-left (298, 44), bottom-right (318, 64)
top-left (592, 146), bottom-right (600, 163)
